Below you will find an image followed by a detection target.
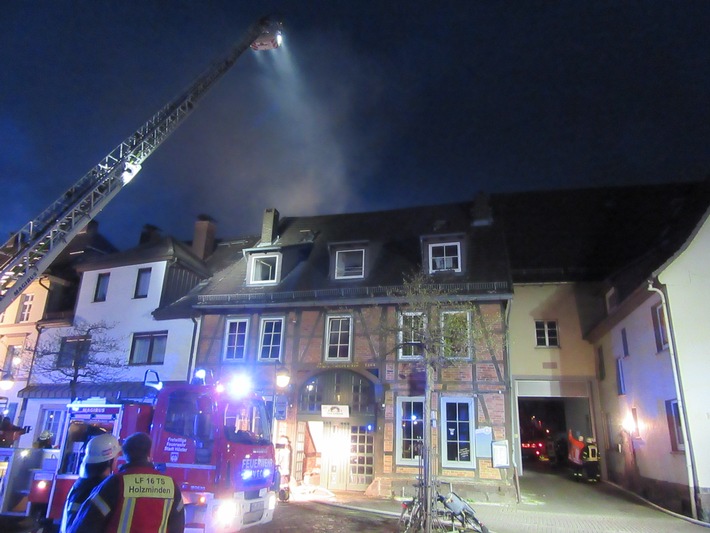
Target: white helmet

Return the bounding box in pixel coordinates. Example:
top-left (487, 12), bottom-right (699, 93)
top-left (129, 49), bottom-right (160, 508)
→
top-left (84, 433), bottom-right (121, 464)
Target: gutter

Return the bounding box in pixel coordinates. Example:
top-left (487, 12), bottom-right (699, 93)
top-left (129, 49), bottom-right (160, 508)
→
top-left (647, 280), bottom-right (698, 520)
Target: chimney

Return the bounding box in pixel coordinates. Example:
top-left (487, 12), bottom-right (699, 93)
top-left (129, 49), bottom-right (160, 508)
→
top-left (139, 224), bottom-right (163, 245)
top-left (261, 208), bottom-right (280, 245)
top-left (470, 192), bottom-right (493, 227)
top-left (192, 215), bottom-right (216, 260)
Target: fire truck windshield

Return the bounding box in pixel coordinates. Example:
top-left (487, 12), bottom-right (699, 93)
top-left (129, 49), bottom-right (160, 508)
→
top-left (224, 399), bottom-right (271, 444)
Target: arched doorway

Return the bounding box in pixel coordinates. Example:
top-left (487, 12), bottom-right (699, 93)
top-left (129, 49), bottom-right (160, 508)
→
top-left (295, 369), bottom-right (376, 491)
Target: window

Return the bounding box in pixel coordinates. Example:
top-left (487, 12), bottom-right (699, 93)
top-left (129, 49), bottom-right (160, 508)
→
top-left (428, 242), bottom-right (462, 273)
top-left (17, 294), bottom-right (34, 322)
top-left (57, 336), bottom-right (91, 368)
top-left (441, 311), bottom-right (471, 358)
top-left (134, 268), bottom-right (151, 298)
top-left (258, 318), bottom-right (284, 361)
top-left (326, 315), bottom-right (352, 361)
top-left (666, 400), bottom-right (685, 452)
top-left (621, 328), bottom-right (629, 357)
top-left (224, 319), bottom-right (249, 361)
top-left (129, 331), bottom-right (167, 364)
top-left (94, 273), bottom-right (110, 302)
top-left (38, 407), bottom-right (66, 448)
top-left (535, 320), bottom-right (559, 347)
top-left (3, 345), bottom-right (22, 373)
top-left (616, 358), bottom-right (625, 395)
top-left (249, 253), bottom-right (281, 285)
top-left (335, 249), bottom-right (365, 279)
top-left (396, 396), bottom-right (424, 466)
top-left (596, 346), bottom-right (606, 381)
top-left (441, 397), bottom-right (475, 469)
top-left (652, 303), bottom-right (669, 352)
top-left (399, 312), bottom-right (425, 359)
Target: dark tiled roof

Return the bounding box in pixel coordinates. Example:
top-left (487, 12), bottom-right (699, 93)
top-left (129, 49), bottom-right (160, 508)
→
top-left (194, 202), bottom-right (512, 309)
top-left (76, 235), bottom-right (211, 278)
top-left (492, 180), bottom-right (710, 285)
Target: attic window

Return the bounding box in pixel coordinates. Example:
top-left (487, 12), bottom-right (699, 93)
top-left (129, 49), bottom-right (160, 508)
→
top-left (335, 249), bottom-right (365, 279)
top-left (428, 242), bottom-right (461, 273)
top-left (248, 253), bottom-right (281, 285)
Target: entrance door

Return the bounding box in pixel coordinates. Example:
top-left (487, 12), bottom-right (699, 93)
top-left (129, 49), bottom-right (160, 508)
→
top-left (324, 421), bottom-right (350, 490)
top-left (322, 422), bottom-right (375, 491)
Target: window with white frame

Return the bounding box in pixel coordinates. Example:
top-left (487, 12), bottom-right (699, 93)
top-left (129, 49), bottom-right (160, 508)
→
top-left (441, 310), bottom-right (471, 358)
top-left (134, 268), bottom-right (151, 298)
top-left (17, 294), bottom-right (34, 322)
top-left (248, 253), bottom-right (281, 285)
top-left (129, 331), bottom-right (167, 364)
top-left (535, 320), bottom-right (559, 347)
top-left (224, 318), bottom-right (249, 361)
top-left (94, 273), bottom-right (110, 302)
top-left (3, 345), bottom-right (22, 373)
top-left (616, 358), bottom-right (626, 395)
top-left (57, 336), bottom-right (91, 368)
top-left (325, 315), bottom-right (352, 361)
top-left (652, 303), bottom-right (669, 352)
top-left (428, 242), bottom-right (462, 273)
top-left (39, 407), bottom-right (66, 448)
top-left (441, 396), bottom-right (476, 469)
top-left (399, 311), bottom-right (425, 359)
top-left (259, 318), bottom-right (284, 361)
top-left (396, 396), bottom-right (424, 466)
top-left (665, 399), bottom-right (684, 451)
top-left (335, 249), bottom-right (365, 279)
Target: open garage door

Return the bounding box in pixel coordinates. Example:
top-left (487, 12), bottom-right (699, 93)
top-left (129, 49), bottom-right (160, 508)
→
top-left (515, 380), bottom-right (595, 475)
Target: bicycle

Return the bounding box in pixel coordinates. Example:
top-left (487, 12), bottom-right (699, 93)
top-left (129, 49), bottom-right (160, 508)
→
top-left (398, 480), bottom-right (489, 533)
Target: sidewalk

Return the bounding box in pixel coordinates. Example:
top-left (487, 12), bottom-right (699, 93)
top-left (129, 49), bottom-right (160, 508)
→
top-left (305, 480), bottom-right (710, 533)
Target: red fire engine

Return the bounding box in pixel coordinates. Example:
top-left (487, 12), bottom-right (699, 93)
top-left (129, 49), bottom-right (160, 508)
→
top-left (18, 371), bottom-right (277, 532)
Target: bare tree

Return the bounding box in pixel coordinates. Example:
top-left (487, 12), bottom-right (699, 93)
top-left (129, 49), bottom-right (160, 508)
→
top-left (385, 271), bottom-right (503, 533)
top-left (30, 319), bottom-right (127, 400)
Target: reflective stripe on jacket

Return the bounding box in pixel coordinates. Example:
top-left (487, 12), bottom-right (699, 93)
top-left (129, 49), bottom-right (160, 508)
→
top-left (67, 461), bottom-right (184, 533)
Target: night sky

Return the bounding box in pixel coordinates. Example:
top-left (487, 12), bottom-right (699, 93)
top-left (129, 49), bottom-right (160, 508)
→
top-left (2, 1), bottom-right (708, 250)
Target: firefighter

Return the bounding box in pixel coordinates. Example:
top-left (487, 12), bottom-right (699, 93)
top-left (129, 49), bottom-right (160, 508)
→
top-left (582, 436), bottom-right (601, 481)
top-left (60, 433), bottom-right (121, 533)
top-left (67, 432), bottom-right (184, 533)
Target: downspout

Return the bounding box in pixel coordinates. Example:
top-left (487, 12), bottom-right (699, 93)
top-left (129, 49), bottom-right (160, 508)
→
top-left (504, 298), bottom-right (521, 502)
top-left (186, 316), bottom-right (201, 382)
top-left (647, 280), bottom-right (698, 520)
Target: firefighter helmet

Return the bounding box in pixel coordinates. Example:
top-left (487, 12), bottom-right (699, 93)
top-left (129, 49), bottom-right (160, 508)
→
top-left (84, 433), bottom-right (121, 464)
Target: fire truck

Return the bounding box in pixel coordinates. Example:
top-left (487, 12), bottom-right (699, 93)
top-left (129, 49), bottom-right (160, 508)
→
top-left (1, 371), bottom-right (276, 532)
top-left (0, 13), bottom-right (283, 533)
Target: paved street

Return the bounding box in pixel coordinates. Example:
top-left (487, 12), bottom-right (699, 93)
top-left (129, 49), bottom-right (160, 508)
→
top-left (2, 462), bottom-right (709, 532)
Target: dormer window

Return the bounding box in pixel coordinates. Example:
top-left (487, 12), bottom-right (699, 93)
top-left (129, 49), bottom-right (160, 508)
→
top-left (335, 249), bottom-right (365, 279)
top-left (248, 252), bottom-right (281, 285)
top-left (428, 242), bottom-right (461, 273)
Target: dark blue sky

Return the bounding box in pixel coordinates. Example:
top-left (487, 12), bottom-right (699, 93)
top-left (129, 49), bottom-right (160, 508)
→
top-left (2, 1), bottom-right (709, 249)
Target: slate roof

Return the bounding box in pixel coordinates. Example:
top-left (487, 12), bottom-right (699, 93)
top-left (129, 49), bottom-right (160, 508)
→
top-left (154, 178), bottom-right (710, 318)
top-left (491, 179), bottom-right (710, 290)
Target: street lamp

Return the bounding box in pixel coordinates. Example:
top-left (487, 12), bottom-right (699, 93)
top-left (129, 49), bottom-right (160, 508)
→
top-left (276, 368), bottom-right (291, 389)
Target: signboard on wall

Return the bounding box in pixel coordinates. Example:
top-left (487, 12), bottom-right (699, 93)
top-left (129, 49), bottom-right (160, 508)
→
top-left (492, 440), bottom-right (510, 468)
top-left (321, 405), bottom-right (349, 418)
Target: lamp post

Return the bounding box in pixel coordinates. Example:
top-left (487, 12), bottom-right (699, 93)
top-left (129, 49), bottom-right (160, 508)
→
top-left (272, 367), bottom-right (291, 440)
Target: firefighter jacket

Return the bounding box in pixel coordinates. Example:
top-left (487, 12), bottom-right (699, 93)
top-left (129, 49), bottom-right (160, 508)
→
top-left (60, 476), bottom-right (105, 533)
top-left (67, 460), bottom-right (185, 533)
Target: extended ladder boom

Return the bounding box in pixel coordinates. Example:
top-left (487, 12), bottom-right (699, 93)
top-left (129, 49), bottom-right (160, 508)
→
top-left (0, 16), bottom-right (281, 315)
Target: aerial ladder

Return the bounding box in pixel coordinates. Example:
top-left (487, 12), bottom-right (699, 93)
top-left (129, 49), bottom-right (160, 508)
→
top-left (0, 16), bottom-right (283, 315)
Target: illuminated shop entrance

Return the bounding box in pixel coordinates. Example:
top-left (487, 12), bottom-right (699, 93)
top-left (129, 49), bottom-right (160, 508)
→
top-left (296, 370), bottom-right (376, 491)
